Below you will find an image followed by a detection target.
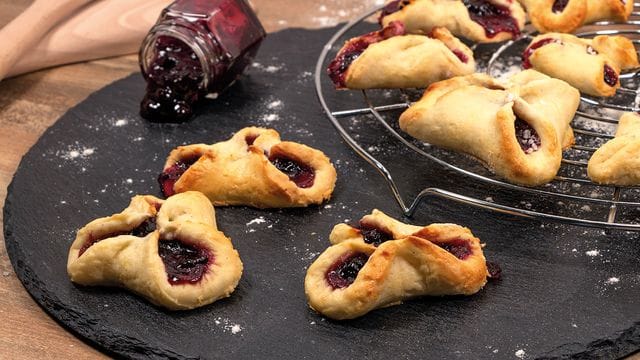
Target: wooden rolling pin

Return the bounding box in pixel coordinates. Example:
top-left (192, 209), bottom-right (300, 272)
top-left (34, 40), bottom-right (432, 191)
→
top-left (4, 0), bottom-right (172, 79)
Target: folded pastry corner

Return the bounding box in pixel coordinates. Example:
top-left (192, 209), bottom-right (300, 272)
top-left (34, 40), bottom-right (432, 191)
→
top-left (380, 0), bottom-right (525, 43)
top-left (305, 210), bottom-right (489, 320)
top-left (328, 21), bottom-right (475, 89)
top-left (518, 0), bottom-right (633, 33)
top-left (588, 112), bottom-right (640, 186)
top-left (67, 191), bottom-right (243, 310)
top-left (523, 33), bottom-right (639, 97)
top-left (159, 127), bottom-right (337, 208)
top-left (399, 70), bottom-right (579, 186)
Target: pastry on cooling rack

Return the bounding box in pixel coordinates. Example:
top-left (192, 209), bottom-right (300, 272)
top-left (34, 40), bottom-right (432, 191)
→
top-left (328, 21), bottom-right (475, 89)
top-left (588, 112), bottom-right (640, 185)
top-left (379, 0), bottom-right (526, 43)
top-left (399, 70), bottom-right (580, 186)
top-left (159, 127), bottom-right (337, 208)
top-left (304, 209), bottom-right (489, 320)
top-left (518, 0), bottom-right (634, 34)
top-left (67, 191), bottom-right (243, 310)
top-left (523, 33), bottom-right (640, 97)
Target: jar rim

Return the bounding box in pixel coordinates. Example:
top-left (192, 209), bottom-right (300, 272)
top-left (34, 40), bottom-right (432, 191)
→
top-left (138, 24), bottom-right (214, 89)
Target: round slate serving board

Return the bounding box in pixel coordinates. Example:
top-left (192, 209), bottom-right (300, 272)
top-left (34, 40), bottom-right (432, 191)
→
top-left (4, 26), bottom-right (640, 359)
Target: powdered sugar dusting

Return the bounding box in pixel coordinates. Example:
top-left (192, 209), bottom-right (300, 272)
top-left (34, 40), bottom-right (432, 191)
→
top-left (59, 146), bottom-right (95, 160)
top-left (585, 249), bottom-right (600, 257)
top-left (515, 349), bottom-right (526, 358)
top-left (606, 277), bottom-right (620, 285)
top-left (247, 217), bottom-right (266, 226)
top-left (114, 118), bottom-right (128, 127)
top-left (213, 317), bottom-right (243, 335)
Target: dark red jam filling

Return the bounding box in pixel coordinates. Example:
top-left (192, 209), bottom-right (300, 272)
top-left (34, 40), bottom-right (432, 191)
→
top-left (158, 239), bottom-right (211, 285)
top-left (462, 0), bottom-right (520, 39)
top-left (452, 49), bottom-right (469, 64)
top-left (358, 222), bottom-right (393, 246)
top-left (522, 38), bottom-right (561, 69)
top-left (486, 261), bottom-right (502, 280)
top-left (515, 118), bottom-right (541, 154)
top-left (158, 156), bottom-right (201, 197)
top-left (436, 239), bottom-right (472, 260)
top-left (378, 0), bottom-right (406, 22)
top-left (326, 252), bottom-right (369, 289)
top-left (327, 21), bottom-right (405, 88)
top-left (245, 134), bottom-right (258, 146)
top-left (78, 217), bottom-right (158, 256)
top-left (603, 64), bottom-right (618, 87)
top-left (552, 0), bottom-right (569, 13)
top-left (269, 156), bottom-right (315, 188)
top-left (140, 36), bottom-right (204, 123)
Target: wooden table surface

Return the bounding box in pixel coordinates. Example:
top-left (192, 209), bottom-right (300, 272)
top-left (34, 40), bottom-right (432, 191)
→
top-left (0, 0), bottom-right (380, 357)
top-left (1, 1), bottom-right (638, 359)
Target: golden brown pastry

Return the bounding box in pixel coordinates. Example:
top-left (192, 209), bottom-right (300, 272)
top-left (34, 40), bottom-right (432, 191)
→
top-left (523, 33), bottom-right (640, 97)
top-left (67, 191), bottom-right (243, 310)
top-left (399, 70), bottom-right (580, 186)
top-left (328, 21), bottom-right (475, 89)
top-left (305, 209), bottom-right (489, 320)
top-left (159, 127), bottom-right (337, 208)
top-left (518, 0), bottom-right (633, 34)
top-left (588, 112), bottom-right (640, 185)
top-left (379, 0), bottom-right (526, 43)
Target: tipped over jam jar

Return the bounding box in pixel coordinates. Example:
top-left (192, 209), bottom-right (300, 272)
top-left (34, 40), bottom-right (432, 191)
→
top-left (139, 0), bottom-right (266, 122)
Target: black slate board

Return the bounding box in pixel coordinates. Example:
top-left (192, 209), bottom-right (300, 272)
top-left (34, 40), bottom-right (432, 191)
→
top-left (4, 26), bottom-right (640, 360)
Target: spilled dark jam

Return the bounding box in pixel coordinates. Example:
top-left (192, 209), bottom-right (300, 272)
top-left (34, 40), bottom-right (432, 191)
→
top-left (515, 118), bottom-right (541, 154)
top-left (79, 217), bottom-right (158, 256)
top-left (603, 64), bottom-right (618, 87)
top-left (326, 252), bottom-right (369, 289)
top-left (358, 222), bottom-right (393, 246)
top-left (462, 0), bottom-right (520, 38)
top-left (158, 156), bottom-right (201, 197)
top-left (436, 239), bottom-right (472, 260)
top-left (486, 261), bottom-right (502, 280)
top-left (327, 21), bottom-right (406, 88)
top-left (158, 239), bottom-right (211, 285)
top-left (269, 156), bottom-right (315, 188)
top-left (452, 49), bottom-right (470, 63)
top-left (552, 0), bottom-right (569, 13)
top-left (522, 38), bottom-right (561, 69)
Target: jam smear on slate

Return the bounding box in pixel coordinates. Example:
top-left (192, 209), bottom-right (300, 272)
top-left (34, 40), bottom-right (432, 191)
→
top-left (603, 64), bottom-right (618, 87)
top-left (552, 0), bottom-right (569, 13)
top-left (463, 0), bottom-right (521, 39)
top-left (486, 261), bottom-right (502, 280)
top-left (522, 38), bottom-right (561, 69)
top-left (158, 239), bottom-right (211, 285)
top-left (158, 156), bottom-right (201, 197)
top-left (140, 36), bottom-right (204, 123)
top-left (358, 222), bottom-right (393, 246)
top-left (327, 21), bottom-right (406, 88)
top-left (326, 252), bottom-right (370, 289)
top-left (269, 156), bottom-right (315, 188)
top-left (79, 217), bottom-right (158, 256)
top-left (515, 118), bottom-right (541, 154)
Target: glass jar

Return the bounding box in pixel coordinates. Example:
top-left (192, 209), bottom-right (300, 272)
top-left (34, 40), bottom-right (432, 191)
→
top-left (139, 0), bottom-right (266, 122)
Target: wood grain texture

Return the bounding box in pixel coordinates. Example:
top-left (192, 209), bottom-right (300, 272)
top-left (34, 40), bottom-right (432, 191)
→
top-left (0, 0), bottom-right (380, 358)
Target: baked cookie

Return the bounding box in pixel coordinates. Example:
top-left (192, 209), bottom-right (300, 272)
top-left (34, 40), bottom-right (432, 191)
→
top-left (379, 0), bottom-right (526, 43)
top-left (523, 33), bottom-right (640, 97)
top-left (305, 210), bottom-right (489, 320)
top-left (399, 70), bottom-right (580, 186)
top-left (588, 112), bottom-right (640, 185)
top-left (67, 191), bottom-right (243, 310)
top-left (327, 21), bottom-right (475, 89)
top-left (159, 127), bottom-right (337, 208)
top-left (518, 0), bottom-right (633, 34)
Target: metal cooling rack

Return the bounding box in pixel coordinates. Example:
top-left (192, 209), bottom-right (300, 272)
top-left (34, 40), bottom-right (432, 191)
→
top-left (315, 3), bottom-right (640, 231)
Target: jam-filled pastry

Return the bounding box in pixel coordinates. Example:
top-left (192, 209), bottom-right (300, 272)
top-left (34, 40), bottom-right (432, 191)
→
top-left (67, 191), bottom-right (243, 310)
top-left (518, 0), bottom-right (634, 34)
top-left (328, 21), bottom-right (475, 89)
top-left (304, 210), bottom-right (489, 320)
top-left (159, 127), bottom-right (337, 208)
top-left (399, 70), bottom-right (580, 186)
top-left (523, 33), bottom-right (640, 97)
top-left (379, 0), bottom-right (526, 43)
top-left (588, 112), bottom-right (640, 185)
